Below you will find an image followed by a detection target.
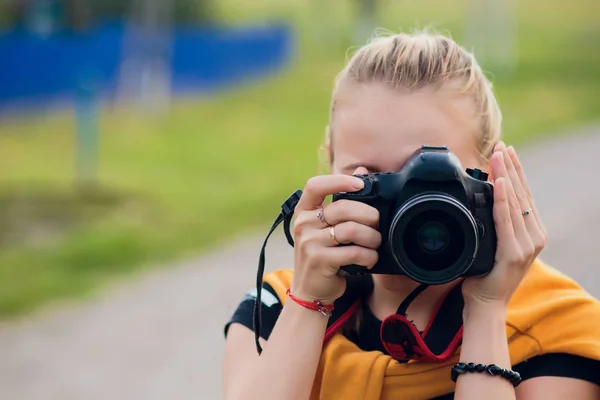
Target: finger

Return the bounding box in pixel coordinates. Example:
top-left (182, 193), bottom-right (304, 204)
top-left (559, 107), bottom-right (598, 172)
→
top-left (502, 144), bottom-right (532, 198)
top-left (324, 222), bottom-right (382, 249)
top-left (492, 177), bottom-right (518, 249)
top-left (323, 199), bottom-right (379, 229)
top-left (321, 245), bottom-right (379, 271)
top-left (499, 143), bottom-right (546, 255)
top-left (497, 143), bottom-right (530, 209)
top-left (498, 143), bottom-right (538, 231)
top-left (506, 145), bottom-right (547, 236)
top-left (493, 152), bottom-right (534, 255)
top-left (297, 175), bottom-right (365, 211)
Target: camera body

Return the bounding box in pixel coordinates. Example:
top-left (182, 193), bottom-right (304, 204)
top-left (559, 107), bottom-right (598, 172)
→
top-left (332, 145), bottom-right (496, 285)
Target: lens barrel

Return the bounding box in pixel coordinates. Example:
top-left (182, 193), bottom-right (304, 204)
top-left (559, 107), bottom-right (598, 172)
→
top-left (389, 193), bottom-right (479, 284)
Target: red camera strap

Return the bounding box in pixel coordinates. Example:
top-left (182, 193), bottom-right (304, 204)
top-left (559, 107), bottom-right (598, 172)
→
top-left (323, 277), bottom-right (464, 363)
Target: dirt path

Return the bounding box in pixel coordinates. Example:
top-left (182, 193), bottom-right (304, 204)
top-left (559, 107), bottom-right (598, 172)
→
top-left (1, 125), bottom-right (600, 400)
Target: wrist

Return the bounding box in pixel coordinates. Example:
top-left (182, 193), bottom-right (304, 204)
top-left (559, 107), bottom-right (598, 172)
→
top-left (456, 299), bottom-right (514, 398)
top-left (286, 288), bottom-right (335, 316)
top-left (289, 285), bottom-right (339, 306)
top-left (284, 297), bottom-right (332, 328)
top-left (463, 301), bottom-right (507, 325)
top-left (460, 302), bottom-right (510, 368)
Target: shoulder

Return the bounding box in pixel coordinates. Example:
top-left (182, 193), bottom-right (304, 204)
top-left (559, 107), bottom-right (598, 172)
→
top-left (261, 269), bottom-right (295, 300)
top-left (502, 259), bottom-right (600, 387)
top-left (513, 353), bottom-right (600, 387)
top-left (224, 269), bottom-right (293, 340)
top-left (507, 258), bottom-right (600, 361)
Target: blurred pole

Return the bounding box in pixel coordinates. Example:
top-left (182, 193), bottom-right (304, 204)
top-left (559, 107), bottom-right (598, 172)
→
top-left (75, 72), bottom-right (99, 188)
top-left (308, 0), bottom-right (342, 49)
top-left (117, 0), bottom-right (173, 116)
top-left (353, 0), bottom-right (377, 45)
top-left (464, 0), bottom-right (518, 77)
top-left (20, 0), bottom-right (63, 37)
top-left (64, 0), bottom-right (91, 33)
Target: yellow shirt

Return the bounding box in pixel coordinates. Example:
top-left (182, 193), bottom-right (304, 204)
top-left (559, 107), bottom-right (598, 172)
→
top-left (261, 259), bottom-right (600, 400)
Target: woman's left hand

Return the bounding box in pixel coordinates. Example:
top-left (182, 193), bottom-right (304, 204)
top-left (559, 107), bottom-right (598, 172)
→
top-left (462, 142), bottom-right (548, 309)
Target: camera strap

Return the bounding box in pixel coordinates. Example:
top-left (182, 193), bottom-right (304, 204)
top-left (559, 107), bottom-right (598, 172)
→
top-left (379, 280), bottom-right (464, 363)
top-left (253, 189), bottom-right (303, 355)
top-left (253, 189), bottom-right (465, 364)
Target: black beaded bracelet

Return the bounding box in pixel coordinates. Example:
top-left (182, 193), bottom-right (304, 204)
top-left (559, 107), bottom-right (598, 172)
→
top-left (451, 362), bottom-right (522, 387)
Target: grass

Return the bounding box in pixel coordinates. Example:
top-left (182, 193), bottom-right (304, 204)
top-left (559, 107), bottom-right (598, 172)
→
top-left (0, 0), bottom-right (598, 318)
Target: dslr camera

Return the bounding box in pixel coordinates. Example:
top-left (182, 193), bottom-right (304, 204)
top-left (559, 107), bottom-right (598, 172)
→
top-left (333, 145), bottom-right (496, 285)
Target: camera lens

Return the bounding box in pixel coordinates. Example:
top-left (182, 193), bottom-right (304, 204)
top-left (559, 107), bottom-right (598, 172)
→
top-left (389, 193), bottom-right (478, 284)
top-left (402, 210), bottom-right (465, 272)
top-left (417, 221), bottom-right (450, 253)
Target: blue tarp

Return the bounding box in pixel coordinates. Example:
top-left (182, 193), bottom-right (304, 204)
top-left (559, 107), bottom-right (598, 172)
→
top-left (0, 21), bottom-right (294, 110)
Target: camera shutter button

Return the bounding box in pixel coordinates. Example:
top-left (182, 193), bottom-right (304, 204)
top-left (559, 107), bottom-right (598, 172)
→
top-left (354, 177), bottom-right (373, 196)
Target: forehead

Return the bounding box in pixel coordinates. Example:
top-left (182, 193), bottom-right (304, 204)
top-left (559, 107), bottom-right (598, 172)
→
top-left (331, 83), bottom-right (481, 174)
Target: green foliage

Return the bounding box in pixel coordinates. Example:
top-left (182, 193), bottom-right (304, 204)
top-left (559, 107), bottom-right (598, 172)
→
top-left (86, 0), bottom-right (216, 24)
top-left (0, 0), bottom-right (598, 318)
top-left (0, 0), bottom-right (217, 31)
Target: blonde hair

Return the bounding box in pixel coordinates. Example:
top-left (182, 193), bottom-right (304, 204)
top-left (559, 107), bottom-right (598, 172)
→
top-left (324, 30), bottom-right (502, 166)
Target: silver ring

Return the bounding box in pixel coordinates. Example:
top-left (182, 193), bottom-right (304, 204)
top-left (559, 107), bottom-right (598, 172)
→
top-left (317, 207), bottom-right (330, 225)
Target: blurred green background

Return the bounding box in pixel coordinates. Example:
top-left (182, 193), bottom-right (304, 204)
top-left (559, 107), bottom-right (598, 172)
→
top-left (0, 0), bottom-right (598, 318)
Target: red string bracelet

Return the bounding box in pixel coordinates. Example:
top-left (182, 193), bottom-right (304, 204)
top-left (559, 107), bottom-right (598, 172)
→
top-left (286, 288), bottom-right (335, 316)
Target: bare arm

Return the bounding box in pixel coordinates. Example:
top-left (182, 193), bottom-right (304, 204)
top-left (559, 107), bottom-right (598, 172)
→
top-left (456, 143), bottom-right (550, 398)
top-left (454, 305), bottom-right (516, 400)
top-left (222, 300), bottom-right (328, 400)
top-left (516, 376), bottom-right (600, 400)
top-left (223, 172), bottom-right (380, 400)
top-left (455, 305), bottom-right (600, 400)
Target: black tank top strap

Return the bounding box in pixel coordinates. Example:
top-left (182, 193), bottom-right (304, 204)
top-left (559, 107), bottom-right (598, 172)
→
top-left (324, 274), bottom-right (374, 342)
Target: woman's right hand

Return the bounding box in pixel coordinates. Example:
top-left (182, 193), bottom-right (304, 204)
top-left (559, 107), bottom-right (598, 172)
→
top-left (290, 168), bottom-right (382, 305)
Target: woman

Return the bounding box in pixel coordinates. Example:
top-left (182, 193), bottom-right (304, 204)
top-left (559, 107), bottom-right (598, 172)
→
top-left (222, 31), bottom-right (600, 399)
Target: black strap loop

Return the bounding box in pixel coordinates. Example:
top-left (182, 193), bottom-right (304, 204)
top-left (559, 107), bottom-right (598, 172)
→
top-left (396, 282), bottom-right (430, 316)
top-left (283, 216), bottom-right (294, 247)
top-left (253, 190), bottom-right (302, 354)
